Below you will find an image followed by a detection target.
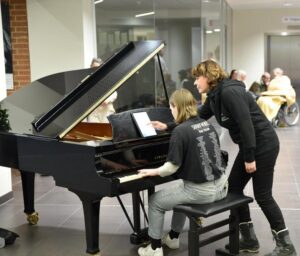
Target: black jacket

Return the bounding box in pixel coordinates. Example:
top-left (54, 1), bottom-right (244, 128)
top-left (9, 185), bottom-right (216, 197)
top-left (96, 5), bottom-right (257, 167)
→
top-left (199, 79), bottom-right (279, 162)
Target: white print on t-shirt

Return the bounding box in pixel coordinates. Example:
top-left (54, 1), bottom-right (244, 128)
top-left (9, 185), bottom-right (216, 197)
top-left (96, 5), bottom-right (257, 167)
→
top-left (191, 120), bottom-right (210, 130)
top-left (209, 132), bottom-right (225, 172)
top-left (191, 121), bottom-right (211, 134)
top-left (196, 136), bottom-right (214, 180)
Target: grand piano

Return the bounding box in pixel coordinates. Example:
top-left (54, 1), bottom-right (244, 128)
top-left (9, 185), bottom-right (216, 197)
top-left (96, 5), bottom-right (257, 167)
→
top-left (0, 40), bottom-right (176, 255)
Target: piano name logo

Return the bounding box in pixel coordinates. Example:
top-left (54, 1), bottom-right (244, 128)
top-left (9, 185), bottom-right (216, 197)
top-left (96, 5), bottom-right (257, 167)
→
top-left (154, 154), bottom-right (167, 160)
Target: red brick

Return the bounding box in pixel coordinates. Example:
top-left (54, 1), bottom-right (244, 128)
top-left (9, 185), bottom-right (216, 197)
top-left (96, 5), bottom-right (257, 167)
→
top-left (8, 0), bottom-right (30, 93)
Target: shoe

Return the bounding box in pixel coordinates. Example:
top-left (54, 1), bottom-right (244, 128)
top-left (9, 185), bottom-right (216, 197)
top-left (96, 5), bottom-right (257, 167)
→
top-left (225, 221), bottom-right (259, 253)
top-left (264, 229), bottom-right (297, 256)
top-left (138, 244), bottom-right (163, 256)
top-left (162, 234), bottom-right (179, 249)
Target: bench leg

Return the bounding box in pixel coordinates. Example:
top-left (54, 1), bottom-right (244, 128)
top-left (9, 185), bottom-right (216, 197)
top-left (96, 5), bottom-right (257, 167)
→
top-left (228, 207), bottom-right (239, 254)
top-left (215, 207), bottom-right (240, 256)
top-left (188, 217), bottom-right (200, 256)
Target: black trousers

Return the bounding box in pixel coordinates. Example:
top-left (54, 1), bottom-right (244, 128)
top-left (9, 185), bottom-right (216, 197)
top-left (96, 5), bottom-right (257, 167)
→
top-left (228, 145), bottom-right (286, 232)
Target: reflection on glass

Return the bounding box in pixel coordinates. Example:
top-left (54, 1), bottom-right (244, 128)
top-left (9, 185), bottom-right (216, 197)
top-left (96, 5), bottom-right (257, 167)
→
top-left (114, 59), bottom-right (169, 113)
top-left (95, 0), bottom-right (229, 102)
top-left (201, 0), bottom-right (221, 62)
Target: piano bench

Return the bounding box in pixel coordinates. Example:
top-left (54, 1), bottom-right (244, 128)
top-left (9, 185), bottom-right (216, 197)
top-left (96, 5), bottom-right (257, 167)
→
top-left (173, 193), bottom-right (253, 256)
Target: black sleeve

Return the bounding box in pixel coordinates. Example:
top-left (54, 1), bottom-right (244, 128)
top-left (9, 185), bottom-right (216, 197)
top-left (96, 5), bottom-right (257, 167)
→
top-left (222, 88), bottom-right (256, 162)
top-left (198, 97), bottom-right (214, 120)
top-left (166, 128), bottom-right (184, 166)
top-left (166, 121), bottom-right (177, 131)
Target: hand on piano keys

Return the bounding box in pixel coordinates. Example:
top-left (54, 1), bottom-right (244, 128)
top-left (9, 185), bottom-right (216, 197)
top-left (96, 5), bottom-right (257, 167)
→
top-left (118, 168), bottom-right (159, 183)
top-left (138, 168), bottom-right (159, 177)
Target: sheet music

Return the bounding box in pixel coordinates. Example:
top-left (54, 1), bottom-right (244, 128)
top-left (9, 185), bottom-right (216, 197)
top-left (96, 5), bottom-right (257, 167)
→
top-left (132, 112), bottom-right (157, 137)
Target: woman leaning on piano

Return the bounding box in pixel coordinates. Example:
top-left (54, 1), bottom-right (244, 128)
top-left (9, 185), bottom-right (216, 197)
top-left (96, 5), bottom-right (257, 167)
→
top-left (137, 88), bottom-right (228, 256)
top-left (150, 60), bottom-right (296, 256)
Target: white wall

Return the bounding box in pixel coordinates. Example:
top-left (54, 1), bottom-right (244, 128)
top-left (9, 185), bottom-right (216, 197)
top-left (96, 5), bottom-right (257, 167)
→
top-left (232, 8), bottom-right (300, 85)
top-left (27, 0), bottom-right (96, 81)
top-left (0, 5), bottom-right (12, 199)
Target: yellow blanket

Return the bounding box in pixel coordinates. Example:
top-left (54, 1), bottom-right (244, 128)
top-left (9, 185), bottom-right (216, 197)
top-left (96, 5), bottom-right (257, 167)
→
top-left (256, 76), bottom-right (296, 121)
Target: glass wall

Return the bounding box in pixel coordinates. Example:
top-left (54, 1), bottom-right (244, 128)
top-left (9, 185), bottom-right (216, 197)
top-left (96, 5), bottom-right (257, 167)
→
top-left (94, 0), bottom-right (231, 110)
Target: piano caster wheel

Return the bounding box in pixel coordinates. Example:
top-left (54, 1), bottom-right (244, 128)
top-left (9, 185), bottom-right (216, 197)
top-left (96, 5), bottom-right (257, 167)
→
top-left (26, 212), bottom-right (39, 225)
top-left (196, 217), bottom-right (203, 225)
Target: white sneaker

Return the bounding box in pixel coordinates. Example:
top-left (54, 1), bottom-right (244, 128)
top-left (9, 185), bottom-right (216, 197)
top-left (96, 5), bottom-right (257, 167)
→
top-left (138, 244), bottom-right (163, 256)
top-left (161, 234), bottom-right (180, 249)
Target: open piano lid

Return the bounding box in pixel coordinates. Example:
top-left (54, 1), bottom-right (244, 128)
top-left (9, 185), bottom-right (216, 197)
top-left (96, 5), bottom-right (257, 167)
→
top-left (28, 40), bottom-right (164, 138)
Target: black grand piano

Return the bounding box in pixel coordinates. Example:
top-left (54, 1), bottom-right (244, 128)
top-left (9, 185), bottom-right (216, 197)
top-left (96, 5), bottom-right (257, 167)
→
top-left (0, 40), bottom-right (176, 255)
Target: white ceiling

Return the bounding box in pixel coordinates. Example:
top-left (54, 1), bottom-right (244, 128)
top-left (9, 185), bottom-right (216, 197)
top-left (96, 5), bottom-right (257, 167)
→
top-left (226, 0), bottom-right (300, 10)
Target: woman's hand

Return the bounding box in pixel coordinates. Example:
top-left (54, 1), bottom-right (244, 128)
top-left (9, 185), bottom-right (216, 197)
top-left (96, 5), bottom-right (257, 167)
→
top-left (245, 161), bottom-right (256, 173)
top-left (138, 168), bottom-right (159, 177)
top-left (150, 121), bottom-right (167, 131)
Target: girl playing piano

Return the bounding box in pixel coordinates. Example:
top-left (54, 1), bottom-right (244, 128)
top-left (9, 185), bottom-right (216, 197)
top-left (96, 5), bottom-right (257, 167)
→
top-left (137, 89), bottom-right (228, 256)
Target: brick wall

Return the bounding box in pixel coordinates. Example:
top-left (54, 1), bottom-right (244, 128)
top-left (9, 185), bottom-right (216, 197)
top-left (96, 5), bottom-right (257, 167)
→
top-left (7, 0), bottom-right (30, 96)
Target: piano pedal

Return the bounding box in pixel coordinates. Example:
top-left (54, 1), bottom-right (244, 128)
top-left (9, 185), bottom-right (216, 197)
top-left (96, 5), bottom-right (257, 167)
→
top-left (130, 228), bottom-right (149, 245)
top-left (26, 212), bottom-right (39, 225)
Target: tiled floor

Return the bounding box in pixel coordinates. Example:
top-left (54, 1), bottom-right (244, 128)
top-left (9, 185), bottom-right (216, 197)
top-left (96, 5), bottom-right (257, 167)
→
top-left (1, 119), bottom-right (300, 256)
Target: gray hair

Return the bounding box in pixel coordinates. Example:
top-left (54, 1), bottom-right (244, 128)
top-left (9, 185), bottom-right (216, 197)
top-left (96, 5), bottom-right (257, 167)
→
top-left (272, 67), bottom-right (283, 77)
top-left (237, 69), bottom-right (247, 81)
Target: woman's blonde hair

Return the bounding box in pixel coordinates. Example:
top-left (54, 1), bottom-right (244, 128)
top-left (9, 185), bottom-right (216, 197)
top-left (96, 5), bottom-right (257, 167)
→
top-left (192, 60), bottom-right (227, 90)
top-left (169, 89), bottom-right (198, 123)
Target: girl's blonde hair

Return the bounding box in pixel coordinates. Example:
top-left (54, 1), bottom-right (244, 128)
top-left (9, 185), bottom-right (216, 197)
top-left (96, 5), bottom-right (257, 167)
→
top-left (169, 89), bottom-right (198, 123)
top-left (192, 60), bottom-right (227, 90)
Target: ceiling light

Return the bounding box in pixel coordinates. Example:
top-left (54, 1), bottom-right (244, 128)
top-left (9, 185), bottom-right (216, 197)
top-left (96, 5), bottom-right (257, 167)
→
top-left (135, 11), bottom-right (155, 18)
top-left (283, 2), bottom-right (293, 7)
top-left (206, 30), bottom-right (213, 34)
top-left (214, 28), bottom-right (221, 32)
top-left (281, 32), bottom-right (288, 36)
top-left (94, 0), bottom-right (103, 4)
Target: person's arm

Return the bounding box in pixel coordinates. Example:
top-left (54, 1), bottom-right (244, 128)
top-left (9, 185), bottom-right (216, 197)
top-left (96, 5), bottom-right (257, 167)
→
top-left (151, 98), bottom-right (214, 131)
top-left (138, 161), bottom-right (179, 177)
top-left (138, 128), bottom-right (182, 177)
top-left (222, 87), bottom-right (256, 163)
top-left (198, 96), bottom-right (214, 120)
top-left (150, 121), bottom-right (176, 131)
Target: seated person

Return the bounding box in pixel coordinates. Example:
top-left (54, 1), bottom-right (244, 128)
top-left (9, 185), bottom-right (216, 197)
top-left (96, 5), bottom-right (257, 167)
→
top-left (87, 92), bottom-right (118, 123)
top-left (229, 69), bottom-right (238, 80)
top-left (256, 69), bottom-right (296, 121)
top-left (249, 72), bottom-right (270, 97)
top-left (87, 57), bottom-right (118, 123)
top-left (137, 89), bottom-right (228, 256)
top-left (237, 69), bottom-right (248, 89)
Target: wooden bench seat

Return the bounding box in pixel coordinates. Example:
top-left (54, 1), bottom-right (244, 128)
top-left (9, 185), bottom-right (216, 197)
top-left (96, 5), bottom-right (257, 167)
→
top-left (173, 193), bottom-right (253, 256)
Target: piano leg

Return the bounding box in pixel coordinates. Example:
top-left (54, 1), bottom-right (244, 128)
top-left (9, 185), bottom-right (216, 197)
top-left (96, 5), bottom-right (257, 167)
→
top-left (130, 191), bottom-right (149, 244)
top-left (71, 190), bottom-right (102, 255)
top-left (20, 170), bottom-right (39, 225)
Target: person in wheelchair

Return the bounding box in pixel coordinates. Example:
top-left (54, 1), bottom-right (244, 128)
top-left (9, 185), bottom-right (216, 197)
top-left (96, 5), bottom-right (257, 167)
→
top-left (249, 72), bottom-right (271, 99)
top-left (256, 68), bottom-right (298, 126)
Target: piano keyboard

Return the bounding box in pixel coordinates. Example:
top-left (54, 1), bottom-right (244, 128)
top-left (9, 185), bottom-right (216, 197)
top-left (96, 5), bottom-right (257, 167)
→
top-left (118, 173), bottom-right (144, 183)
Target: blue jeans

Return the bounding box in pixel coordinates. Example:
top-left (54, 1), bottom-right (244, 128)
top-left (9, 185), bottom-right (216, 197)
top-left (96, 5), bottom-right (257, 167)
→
top-left (148, 174), bottom-right (228, 239)
top-left (228, 145), bottom-right (286, 231)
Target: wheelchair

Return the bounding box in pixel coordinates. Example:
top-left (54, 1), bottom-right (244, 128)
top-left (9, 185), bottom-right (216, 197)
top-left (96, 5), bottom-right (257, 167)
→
top-left (272, 101), bottom-right (299, 127)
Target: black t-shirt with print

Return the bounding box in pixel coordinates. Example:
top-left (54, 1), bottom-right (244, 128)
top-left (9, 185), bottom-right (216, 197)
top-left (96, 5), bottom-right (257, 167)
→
top-left (167, 116), bottom-right (225, 183)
